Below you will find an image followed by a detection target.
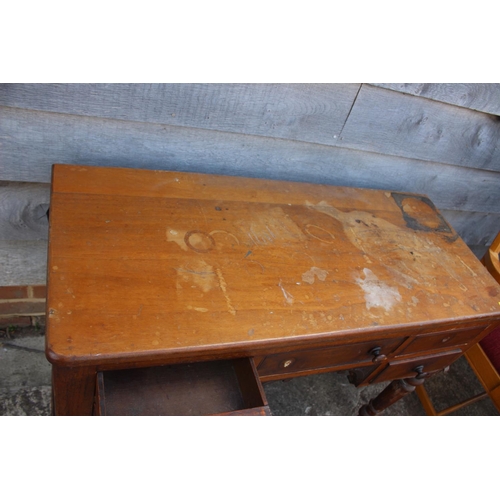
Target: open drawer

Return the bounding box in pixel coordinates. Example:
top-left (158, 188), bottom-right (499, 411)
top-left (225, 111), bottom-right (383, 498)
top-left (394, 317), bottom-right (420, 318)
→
top-left (94, 357), bottom-right (270, 416)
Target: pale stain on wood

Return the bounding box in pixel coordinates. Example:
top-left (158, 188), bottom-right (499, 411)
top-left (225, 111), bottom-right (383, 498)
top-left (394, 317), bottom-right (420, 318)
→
top-left (355, 268), bottom-right (402, 312)
top-left (305, 198), bottom-right (490, 318)
top-left (301, 267), bottom-right (328, 284)
top-left (167, 228), bottom-right (188, 250)
top-left (236, 206), bottom-right (306, 246)
top-left (175, 259), bottom-right (216, 293)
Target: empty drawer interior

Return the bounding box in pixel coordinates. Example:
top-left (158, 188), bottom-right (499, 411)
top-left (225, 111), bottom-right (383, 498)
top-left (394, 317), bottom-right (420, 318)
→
top-left (95, 357), bottom-right (270, 416)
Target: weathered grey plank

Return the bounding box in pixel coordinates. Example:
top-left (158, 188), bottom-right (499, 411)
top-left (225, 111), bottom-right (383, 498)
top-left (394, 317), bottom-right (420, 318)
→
top-left (2, 106), bottom-right (500, 214)
top-left (340, 85), bottom-right (500, 172)
top-left (370, 83), bottom-right (500, 116)
top-left (0, 83), bottom-right (360, 145)
top-left (468, 245), bottom-right (488, 260)
top-left (0, 240), bottom-right (47, 286)
top-left (0, 182), bottom-right (50, 240)
top-left (440, 210), bottom-right (500, 247)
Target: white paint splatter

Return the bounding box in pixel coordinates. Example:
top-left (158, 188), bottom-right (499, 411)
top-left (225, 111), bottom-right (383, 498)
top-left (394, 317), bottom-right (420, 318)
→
top-left (355, 268), bottom-right (401, 312)
top-left (302, 267), bottom-right (328, 284)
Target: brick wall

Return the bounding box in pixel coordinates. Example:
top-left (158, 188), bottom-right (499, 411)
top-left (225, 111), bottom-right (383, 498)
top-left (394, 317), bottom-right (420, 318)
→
top-left (0, 285), bottom-right (46, 328)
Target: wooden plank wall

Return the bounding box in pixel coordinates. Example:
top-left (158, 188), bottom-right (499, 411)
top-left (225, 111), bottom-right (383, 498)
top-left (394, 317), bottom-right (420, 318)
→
top-left (1, 83), bottom-right (500, 286)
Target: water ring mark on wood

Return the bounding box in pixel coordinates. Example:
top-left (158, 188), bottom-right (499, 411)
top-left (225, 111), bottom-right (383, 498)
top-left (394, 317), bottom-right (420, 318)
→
top-left (209, 230), bottom-right (240, 246)
top-left (184, 230), bottom-right (216, 253)
top-left (304, 224), bottom-right (336, 243)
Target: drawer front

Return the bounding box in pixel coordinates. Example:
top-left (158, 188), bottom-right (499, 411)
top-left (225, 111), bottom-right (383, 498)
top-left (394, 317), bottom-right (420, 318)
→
top-left (257, 337), bottom-right (404, 377)
top-left (400, 326), bottom-right (485, 355)
top-left (372, 350), bottom-right (462, 384)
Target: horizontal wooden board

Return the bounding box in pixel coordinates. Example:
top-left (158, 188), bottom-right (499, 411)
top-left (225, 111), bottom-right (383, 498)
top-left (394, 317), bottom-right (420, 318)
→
top-left (1, 206), bottom-right (496, 286)
top-left (341, 85), bottom-right (500, 172)
top-left (370, 83), bottom-right (500, 116)
top-left (0, 240), bottom-right (47, 286)
top-left (2, 107), bottom-right (500, 215)
top-left (0, 181), bottom-right (500, 246)
top-left (0, 240), bottom-right (489, 288)
top-left (0, 83), bottom-right (360, 146)
top-left (6, 83), bottom-right (499, 171)
top-left (2, 181), bottom-right (497, 246)
top-left (0, 182), bottom-right (49, 240)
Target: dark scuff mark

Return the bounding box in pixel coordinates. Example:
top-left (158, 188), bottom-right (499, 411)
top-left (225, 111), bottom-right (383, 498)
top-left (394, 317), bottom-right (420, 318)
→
top-left (391, 192), bottom-right (455, 241)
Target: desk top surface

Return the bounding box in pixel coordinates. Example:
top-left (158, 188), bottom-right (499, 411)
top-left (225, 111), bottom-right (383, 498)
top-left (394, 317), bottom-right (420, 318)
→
top-left (46, 165), bottom-right (500, 365)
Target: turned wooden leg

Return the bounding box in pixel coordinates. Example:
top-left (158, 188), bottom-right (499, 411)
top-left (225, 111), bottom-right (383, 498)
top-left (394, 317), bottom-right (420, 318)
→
top-left (359, 376), bottom-right (425, 416)
top-left (52, 365), bottom-right (97, 416)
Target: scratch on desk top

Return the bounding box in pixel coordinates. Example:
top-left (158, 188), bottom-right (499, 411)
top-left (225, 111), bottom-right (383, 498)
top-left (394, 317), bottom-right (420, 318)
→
top-left (457, 256), bottom-right (478, 277)
top-left (278, 280), bottom-right (295, 305)
top-left (216, 268), bottom-right (236, 316)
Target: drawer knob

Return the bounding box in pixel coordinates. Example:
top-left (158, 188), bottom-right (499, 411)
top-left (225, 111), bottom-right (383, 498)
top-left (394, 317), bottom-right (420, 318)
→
top-left (369, 346), bottom-right (387, 363)
top-left (413, 365), bottom-right (426, 379)
top-left (283, 359), bottom-right (294, 368)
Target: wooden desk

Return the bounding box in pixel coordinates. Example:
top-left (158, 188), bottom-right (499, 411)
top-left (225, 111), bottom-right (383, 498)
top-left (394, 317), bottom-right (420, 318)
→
top-left (46, 165), bottom-right (500, 415)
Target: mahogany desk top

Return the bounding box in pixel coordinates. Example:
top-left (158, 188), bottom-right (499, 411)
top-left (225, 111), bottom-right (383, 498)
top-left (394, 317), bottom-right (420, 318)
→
top-left (45, 165), bottom-right (500, 415)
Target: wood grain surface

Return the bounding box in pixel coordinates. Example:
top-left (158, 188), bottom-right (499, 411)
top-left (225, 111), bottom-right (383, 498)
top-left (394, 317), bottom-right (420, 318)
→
top-left (3, 107), bottom-right (500, 215)
top-left (2, 209), bottom-right (496, 288)
top-left (0, 182), bottom-right (49, 240)
top-left (370, 83), bottom-right (500, 116)
top-left (2, 186), bottom-right (497, 287)
top-left (0, 83), bottom-right (360, 145)
top-left (341, 85), bottom-right (500, 171)
top-left (46, 165), bottom-right (500, 367)
top-left (0, 240), bottom-right (47, 286)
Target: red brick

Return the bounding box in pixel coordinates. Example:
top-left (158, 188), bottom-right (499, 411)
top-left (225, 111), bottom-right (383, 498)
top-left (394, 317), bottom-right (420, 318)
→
top-left (32, 285), bottom-right (47, 299)
top-left (0, 286), bottom-right (29, 300)
top-left (0, 300), bottom-right (46, 315)
top-left (31, 315), bottom-right (46, 327)
top-left (0, 315), bottom-right (32, 327)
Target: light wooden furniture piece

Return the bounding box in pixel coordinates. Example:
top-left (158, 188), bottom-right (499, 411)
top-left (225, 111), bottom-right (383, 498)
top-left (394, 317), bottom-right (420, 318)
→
top-left (416, 232), bottom-right (500, 415)
top-left (45, 165), bottom-right (500, 416)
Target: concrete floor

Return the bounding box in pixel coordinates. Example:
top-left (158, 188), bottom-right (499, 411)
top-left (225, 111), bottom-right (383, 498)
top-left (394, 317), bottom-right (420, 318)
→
top-left (1, 325), bottom-right (498, 416)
